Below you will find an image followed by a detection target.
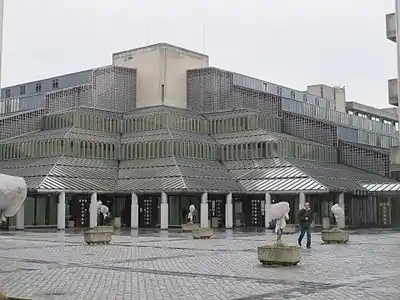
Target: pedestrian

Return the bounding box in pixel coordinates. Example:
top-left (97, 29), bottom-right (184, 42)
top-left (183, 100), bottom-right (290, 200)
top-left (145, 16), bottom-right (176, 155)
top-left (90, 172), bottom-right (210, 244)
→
top-left (298, 202), bottom-right (313, 248)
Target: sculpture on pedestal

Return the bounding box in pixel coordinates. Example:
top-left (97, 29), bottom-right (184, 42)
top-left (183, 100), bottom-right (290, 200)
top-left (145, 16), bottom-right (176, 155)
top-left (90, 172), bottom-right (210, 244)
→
top-left (321, 203), bottom-right (349, 244)
top-left (0, 174), bottom-right (27, 224)
top-left (84, 201), bottom-right (113, 245)
top-left (257, 201), bottom-right (302, 266)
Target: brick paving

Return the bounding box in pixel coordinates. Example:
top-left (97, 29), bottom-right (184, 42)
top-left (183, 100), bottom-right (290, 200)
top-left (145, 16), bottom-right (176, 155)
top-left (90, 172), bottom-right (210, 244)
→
top-left (0, 229), bottom-right (399, 299)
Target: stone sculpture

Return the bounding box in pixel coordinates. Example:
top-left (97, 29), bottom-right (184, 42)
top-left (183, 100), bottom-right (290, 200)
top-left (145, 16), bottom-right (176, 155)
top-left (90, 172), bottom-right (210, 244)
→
top-left (0, 174), bottom-right (27, 224)
top-left (271, 202), bottom-right (290, 244)
top-left (331, 204), bottom-right (344, 226)
top-left (181, 204), bottom-right (200, 232)
top-left (321, 204), bottom-right (349, 244)
top-left (257, 201), bottom-right (302, 266)
top-left (187, 204), bottom-right (195, 223)
top-left (97, 201), bottom-right (110, 220)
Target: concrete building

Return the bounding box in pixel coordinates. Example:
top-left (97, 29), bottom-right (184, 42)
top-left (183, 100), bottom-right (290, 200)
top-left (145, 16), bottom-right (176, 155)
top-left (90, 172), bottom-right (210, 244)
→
top-left (0, 43), bottom-right (399, 231)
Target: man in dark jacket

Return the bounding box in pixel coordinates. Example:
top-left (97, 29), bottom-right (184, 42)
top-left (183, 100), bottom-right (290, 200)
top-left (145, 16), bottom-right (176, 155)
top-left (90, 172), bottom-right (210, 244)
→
top-left (298, 202), bottom-right (313, 248)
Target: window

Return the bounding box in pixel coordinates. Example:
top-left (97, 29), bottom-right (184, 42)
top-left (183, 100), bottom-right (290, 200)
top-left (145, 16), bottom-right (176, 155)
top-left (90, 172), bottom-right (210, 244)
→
top-left (36, 83), bottom-right (42, 93)
top-left (263, 82), bottom-right (269, 92)
top-left (5, 88), bottom-right (10, 98)
top-left (277, 86), bottom-right (282, 96)
top-left (315, 97), bottom-right (320, 106)
top-left (290, 90), bottom-right (296, 100)
top-left (20, 85), bottom-right (26, 95)
top-left (52, 79), bottom-right (59, 89)
top-left (302, 93), bottom-right (307, 103)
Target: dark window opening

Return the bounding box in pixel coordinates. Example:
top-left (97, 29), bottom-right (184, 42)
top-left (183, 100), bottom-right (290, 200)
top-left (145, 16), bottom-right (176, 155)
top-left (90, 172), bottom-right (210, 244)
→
top-left (36, 83), bottom-right (42, 93)
top-left (52, 79), bottom-right (59, 89)
top-left (5, 88), bottom-right (10, 98)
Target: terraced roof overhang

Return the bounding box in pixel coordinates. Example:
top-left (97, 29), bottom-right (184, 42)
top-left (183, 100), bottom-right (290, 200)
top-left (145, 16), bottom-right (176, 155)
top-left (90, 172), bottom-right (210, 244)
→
top-left (0, 156), bottom-right (399, 195)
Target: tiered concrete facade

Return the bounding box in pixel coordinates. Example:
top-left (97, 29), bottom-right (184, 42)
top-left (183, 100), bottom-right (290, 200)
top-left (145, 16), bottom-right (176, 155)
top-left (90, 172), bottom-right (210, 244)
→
top-left (1, 43), bottom-right (400, 231)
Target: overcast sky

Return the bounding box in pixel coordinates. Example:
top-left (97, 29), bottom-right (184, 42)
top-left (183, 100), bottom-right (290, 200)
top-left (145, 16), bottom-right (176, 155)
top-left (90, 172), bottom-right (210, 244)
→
top-left (2, 0), bottom-right (396, 108)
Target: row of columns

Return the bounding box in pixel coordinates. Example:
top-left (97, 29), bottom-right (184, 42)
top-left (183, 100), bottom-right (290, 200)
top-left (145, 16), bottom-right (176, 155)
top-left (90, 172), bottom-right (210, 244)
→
top-left (13, 191), bottom-right (345, 230)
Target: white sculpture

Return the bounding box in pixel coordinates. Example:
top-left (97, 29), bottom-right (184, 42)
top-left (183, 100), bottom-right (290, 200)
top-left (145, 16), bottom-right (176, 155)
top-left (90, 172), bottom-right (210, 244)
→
top-left (187, 204), bottom-right (195, 224)
top-left (331, 204), bottom-right (344, 227)
top-left (270, 202), bottom-right (290, 243)
top-left (0, 174), bottom-right (27, 223)
top-left (97, 201), bottom-right (110, 220)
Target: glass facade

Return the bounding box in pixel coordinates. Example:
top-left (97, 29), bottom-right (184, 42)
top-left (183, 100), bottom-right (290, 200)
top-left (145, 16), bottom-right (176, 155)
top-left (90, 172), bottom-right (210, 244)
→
top-left (24, 194), bottom-right (58, 226)
top-left (168, 195), bottom-right (201, 227)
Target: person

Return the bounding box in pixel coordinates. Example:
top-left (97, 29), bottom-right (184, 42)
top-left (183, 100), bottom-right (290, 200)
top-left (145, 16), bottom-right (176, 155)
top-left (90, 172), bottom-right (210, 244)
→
top-left (298, 202), bottom-right (313, 248)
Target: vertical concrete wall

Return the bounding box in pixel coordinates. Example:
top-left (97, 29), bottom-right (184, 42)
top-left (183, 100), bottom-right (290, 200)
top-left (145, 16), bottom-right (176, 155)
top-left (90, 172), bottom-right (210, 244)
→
top-left (112, 43), bottom-right (209, 109)
top-left (306, 84), bottom-right (346, 112)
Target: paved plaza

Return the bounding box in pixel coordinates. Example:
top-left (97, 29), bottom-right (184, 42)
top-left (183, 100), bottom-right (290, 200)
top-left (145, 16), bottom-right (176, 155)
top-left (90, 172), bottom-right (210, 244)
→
top-left (0, 229), bottom-right (399, 299)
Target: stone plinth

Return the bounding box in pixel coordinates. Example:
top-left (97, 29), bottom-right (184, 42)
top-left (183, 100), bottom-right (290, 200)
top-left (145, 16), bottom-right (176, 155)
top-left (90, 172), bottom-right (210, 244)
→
top-left (0, 293), bottom-right (30, 300)
top-left (257, 244), bottom-right (302, 266)
top-left (282, 224), bottom-right (298, 234)
top-left (192, 228), bottom-right (213, 239)
top-left (84, 226), bottom-right (113, 245)
top-left (181, 223), bottom-right (200, 232)
top-left (321, 228), bottom-right (349, 244)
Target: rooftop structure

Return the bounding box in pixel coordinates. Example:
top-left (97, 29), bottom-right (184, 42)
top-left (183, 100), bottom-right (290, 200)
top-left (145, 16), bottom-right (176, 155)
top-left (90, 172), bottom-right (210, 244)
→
top-left (0, 42), bottom-right (399, 231)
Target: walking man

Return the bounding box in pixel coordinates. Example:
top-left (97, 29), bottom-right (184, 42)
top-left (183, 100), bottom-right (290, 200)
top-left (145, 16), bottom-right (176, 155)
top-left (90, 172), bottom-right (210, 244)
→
top-left (298, 202), bottom-right (313, 248)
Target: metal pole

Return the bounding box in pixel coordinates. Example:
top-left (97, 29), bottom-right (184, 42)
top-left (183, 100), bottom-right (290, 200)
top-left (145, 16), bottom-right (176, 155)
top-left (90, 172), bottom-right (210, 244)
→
top-left (396, 0), bottom-right (400, 139)
top-left (0, 0), bottom-right (4, 91)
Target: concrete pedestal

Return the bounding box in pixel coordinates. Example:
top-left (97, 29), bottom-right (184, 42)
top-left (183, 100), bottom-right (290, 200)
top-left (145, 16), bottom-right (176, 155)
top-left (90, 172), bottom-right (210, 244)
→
top-left (84, 226), bottom-right (113, 245)
top-left (257, 244), bottom-right (302, 266)
top-left (321, 228), bottom-right (349, 244)
top-left (192, 228), bottom-right (213, 239)
top-left (0, 292), bottom-right (30, 300)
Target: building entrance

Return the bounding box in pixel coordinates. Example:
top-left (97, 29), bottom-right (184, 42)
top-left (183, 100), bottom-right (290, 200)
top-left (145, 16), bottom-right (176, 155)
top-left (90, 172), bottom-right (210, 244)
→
top-left (138, 194), bottom-right (159, 228)
top-left (233, 194), bottom-right (265, 227)
top-left (70, 195), bottom-right (90, 227)
top-left (208, 195), bottom-right (226, 228)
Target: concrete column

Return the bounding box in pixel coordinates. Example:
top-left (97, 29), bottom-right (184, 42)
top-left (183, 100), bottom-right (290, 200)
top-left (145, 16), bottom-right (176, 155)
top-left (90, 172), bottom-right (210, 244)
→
top-left (57, 192), bottom-right (66, 230)
top-left (160, 192), bottom-right (168, 230)
top-left (225, 193), bottom-right (233, 229)
top-left (15, 204), bottom-right (24, 230)
top-left (89, 192), bottom-right (97, 229)
top-left (200, 192), bottom-right (209, 228)
top-left (338, 192), bottom-right (345, 229)
top-left (264, 192), bottom-right (272, 228)
top-left (131, 193), bottom-right (138, 229)
top-left (299, 192), bottom-right (306, 210)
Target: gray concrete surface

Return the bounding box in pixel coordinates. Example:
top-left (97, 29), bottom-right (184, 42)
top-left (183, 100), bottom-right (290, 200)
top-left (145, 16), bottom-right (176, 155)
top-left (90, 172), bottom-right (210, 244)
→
top-left (0, 229), bottom-right (399, 299)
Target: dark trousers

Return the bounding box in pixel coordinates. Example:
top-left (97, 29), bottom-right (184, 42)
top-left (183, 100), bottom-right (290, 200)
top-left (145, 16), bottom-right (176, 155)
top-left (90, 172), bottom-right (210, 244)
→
top-left (298, 226), bottom-right (311, 247)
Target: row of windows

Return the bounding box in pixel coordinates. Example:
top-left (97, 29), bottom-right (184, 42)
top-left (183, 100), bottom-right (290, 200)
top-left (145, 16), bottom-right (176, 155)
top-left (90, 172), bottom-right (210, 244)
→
top-left (221, 141), bottom-right (337, 163)
top-left (232, 73), bottom-right (334, 109)
top-left (122, 141), bottom-right (218, 160)
top-left (0, 137), bottom-right (338, 164)
top-left (4, 79), bottom-right (59, 98)
top-left (348, 110), bottom-right (397, 128)
top-left (209, 115), bottom-right (281, 134)
top-left (0, 139), bottom-right (219, 161)
top-left (44, 111), bottom-right (281, 136)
